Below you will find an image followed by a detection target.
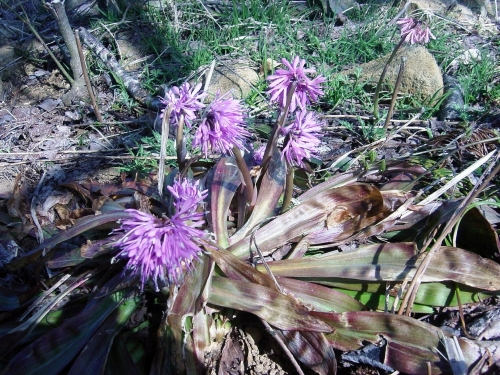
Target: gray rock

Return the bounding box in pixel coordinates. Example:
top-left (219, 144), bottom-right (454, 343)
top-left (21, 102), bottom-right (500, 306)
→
top-left (197, 60), bottom-right (259, 100)
top-left (342, 45), bottom-right (443, 104)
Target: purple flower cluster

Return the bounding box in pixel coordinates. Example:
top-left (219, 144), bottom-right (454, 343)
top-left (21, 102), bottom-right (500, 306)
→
top-left (396, 18), bottom-right (435, 45)
top-left (113, 179), bottom-right (207, 290)
top-left (280, 110), bottom-right (323, 168)
top-left (193, 92), bottom-right (250, 157)
top-left (159, 82), bottom-right (206, 128)
top-left (267, 56), bottom-right (325, 113)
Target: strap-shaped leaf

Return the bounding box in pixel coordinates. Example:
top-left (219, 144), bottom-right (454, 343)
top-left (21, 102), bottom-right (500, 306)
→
top-left (209, 276), bottom-right (333, 332)
top-left (229, 184), bottom-right (385, 258)
top-left (7, 210), bottom-right (130, 270)
top-left (1, 288), bottom-right (132, 375)
top-left (209, 157), bottom-right (241, 247)
top-left (229, 147), bottom-right (286, 244)
top-left (315, 311), bottom-right (481, 375)
top-left (68, 295), bottom-right (140, 374)
top-left (260, 243), bottom-right (500, 291)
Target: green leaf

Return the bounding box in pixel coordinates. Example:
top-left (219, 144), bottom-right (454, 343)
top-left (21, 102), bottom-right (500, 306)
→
top-left (104, 334), bottom-right (141, 375)
top-left (275, 277), bottom-right (365, 312)
top-left (7, 211), bottom-right (130, 271)
top-left (332, 283), bottom-right (491, 313)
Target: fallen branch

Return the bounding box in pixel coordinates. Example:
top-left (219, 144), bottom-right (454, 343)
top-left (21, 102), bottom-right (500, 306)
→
top-left (78, 27), bottom-right (157, 108)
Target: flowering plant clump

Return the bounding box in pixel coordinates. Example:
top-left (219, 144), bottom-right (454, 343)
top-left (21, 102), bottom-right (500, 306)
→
top-left (159, 82), bottom-right (206, 128)
top-left (281, 110), bottom-right (323, 168)
top-left (267, 56), bottom-right (325, 113)
top-left (396, 17), bottom-right (436, 45)
top-left (113, 179), bottom-right (207, 290)
top-left (193, 92), bottom-right (250, 157)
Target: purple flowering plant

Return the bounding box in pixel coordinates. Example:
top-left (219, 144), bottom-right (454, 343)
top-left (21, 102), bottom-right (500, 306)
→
top-left (11, 42), bottom-right (495, 375)
top-left (396, 18), bottom-right (436, 45)
top-left (113, 179), bottom-right (207, 290)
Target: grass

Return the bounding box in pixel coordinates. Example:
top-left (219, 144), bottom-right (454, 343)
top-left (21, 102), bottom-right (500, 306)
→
top-left (85, 0), bottom-right (499, 175)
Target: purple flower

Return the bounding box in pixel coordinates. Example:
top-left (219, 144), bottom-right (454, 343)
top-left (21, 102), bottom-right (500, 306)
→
top-left (280, 110), bottom-right (323, 168)
top-left (159, 82), bottom-right (206, 128)
top-left (266, 56), bottom-right (325, 112)
top-left (113, 179), bottom-right (207, 290)
top-left (167, 179), bottom-right (207, 224)
top-left (193, 92), bottom-right (250, 157)
top-left (253, 144), bottom-right (267, 165)
top-left (396, 18), bottom-right (435, 44)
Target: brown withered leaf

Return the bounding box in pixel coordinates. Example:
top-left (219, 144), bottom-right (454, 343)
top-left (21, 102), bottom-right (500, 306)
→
top-left (228, 184), bottom-right (387, 259)
top-left (276, 330), bottom-right (336, 375)
top-left (60, 181), bottom-right (93, 204)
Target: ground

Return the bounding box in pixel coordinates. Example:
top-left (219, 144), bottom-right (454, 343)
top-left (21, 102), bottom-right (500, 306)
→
top-left (0, 0), bottom-right (499, 374)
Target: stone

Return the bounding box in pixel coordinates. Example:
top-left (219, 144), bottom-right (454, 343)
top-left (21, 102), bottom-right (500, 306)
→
top-left (407, 0), bottom-right (498, 35)
top-left (342, 45), bottom-right (443, 104)
top-left (195, 59), bottom-right (259, 100)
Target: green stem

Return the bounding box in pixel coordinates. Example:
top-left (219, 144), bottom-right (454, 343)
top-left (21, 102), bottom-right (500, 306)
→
top-left (373, 38), bottom-right (405, 120)
top-left (232, 146), bottom-right (255, 205)
top-left (281, 162), bottom-right (294, 214)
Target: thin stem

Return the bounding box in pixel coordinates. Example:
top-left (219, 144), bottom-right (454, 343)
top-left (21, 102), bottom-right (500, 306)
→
top-left (383, 57), bottom-right (406, 135)
top-left (48, 0), bottom-right (84, 85)
top-left (261, 82), bottom-right (297, 172)
top-left (232, 146), bottom-right (255, 205)
top-left (75, 30), bottom-right (102, 122)
top-left (175, 114), bottom-right (186, 171)
top-left (373, 38), bottom-right (405, 120)
top-left (281, 162), bottom-right (294, 214)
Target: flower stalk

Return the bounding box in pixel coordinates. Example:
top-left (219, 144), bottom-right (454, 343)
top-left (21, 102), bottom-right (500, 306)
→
top-left (373, 38), bottom-right (405, 120)
top-left (261, 81), bottom-right (297, 172)
top-left (383, 57), bottom-right (406, 135)
top-left (373, 17), bottom-right (435, 120)
top-left (281, 161), bottom-right (295, 213)
top-left (175, 114), bottom-right (186, 170)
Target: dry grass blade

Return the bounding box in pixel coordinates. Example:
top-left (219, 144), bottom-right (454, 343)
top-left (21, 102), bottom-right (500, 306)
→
top-left (158, 104), bottom-right (172, 199)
